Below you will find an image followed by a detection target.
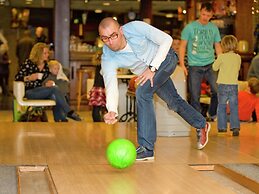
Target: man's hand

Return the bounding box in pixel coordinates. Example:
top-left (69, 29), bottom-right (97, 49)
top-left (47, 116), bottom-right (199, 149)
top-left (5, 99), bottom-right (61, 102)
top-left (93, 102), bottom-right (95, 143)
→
top-left (180, 65), bottom-right (188, 76)
top-left (135, 68), bottom-right (155, 87)
top-left (104, 111), bottom-right (118, 124)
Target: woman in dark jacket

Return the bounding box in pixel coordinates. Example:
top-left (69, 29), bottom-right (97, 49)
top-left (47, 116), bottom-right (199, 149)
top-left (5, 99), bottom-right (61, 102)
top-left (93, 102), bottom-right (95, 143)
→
top-left (15, 43), bottom-right (81, 122)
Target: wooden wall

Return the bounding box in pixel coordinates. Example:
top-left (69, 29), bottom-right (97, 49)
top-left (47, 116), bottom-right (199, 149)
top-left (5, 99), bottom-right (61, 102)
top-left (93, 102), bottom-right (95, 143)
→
top-left (235, 0), bottom-right (254, 53)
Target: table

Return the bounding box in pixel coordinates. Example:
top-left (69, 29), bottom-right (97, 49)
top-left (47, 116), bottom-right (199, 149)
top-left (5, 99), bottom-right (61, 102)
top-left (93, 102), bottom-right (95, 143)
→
top-left (76, 67), bottom-right (96, 111)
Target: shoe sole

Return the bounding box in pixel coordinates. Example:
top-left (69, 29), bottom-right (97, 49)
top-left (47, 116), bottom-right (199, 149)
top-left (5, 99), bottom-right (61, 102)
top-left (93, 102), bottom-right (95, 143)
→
top-left (197, 122), bottom-right (211, 150)
top-left (67, 117), bottom-right (82, 121)
top-left (218, 130), bottom-right (227, 135)
top-left (218, 129), bottom-right (227, 133)
top-left (136, 156), bottom-right (154, 161)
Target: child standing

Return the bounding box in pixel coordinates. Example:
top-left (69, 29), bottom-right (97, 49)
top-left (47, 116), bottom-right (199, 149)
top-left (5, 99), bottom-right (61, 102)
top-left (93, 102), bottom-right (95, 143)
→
top-left (212, 35), bottom-right (241, 136)
top-left (43, 60), bottom-right (69, 101)
top-left (89, 51), bottom-right (106, 122)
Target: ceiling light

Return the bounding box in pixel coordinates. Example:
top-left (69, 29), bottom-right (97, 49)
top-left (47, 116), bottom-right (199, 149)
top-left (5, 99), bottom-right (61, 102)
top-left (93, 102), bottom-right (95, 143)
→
top-left (95, 9), bottom-right (103, 13)
top-left (165, 13), bottom-right (173, 18)
top-left (103, 2), bottom-right (110, 6)
top-left (25, 0), bottom-right (33, 4)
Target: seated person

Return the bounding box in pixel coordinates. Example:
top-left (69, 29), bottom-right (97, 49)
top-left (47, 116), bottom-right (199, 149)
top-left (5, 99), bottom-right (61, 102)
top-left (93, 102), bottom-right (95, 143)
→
top-left (171, 35), bottom-right (181, 55)
top-left (15, 42), bottom-right (82, 122)
top-left (247, 53), bottom-right (259, 79)
top-left (238, 77), bottom-right (259, 122)
top-left (43, 60), bottom-right (69, 101)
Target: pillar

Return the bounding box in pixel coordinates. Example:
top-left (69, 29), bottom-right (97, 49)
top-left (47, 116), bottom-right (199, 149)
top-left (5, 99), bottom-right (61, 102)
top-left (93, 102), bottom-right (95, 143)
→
top-left (54, 0), bottom-right (70, 68)
top-left (139, 0), bottom-right (152, 24)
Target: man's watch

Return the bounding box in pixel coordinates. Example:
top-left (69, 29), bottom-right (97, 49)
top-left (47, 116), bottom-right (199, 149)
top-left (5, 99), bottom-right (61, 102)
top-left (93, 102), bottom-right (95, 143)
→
top-left (149, 66), bottom-right (157, 72)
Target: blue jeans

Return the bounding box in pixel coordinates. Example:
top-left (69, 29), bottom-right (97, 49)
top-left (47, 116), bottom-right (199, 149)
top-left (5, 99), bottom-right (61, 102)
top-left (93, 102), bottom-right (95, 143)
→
top-left (25, 86), bottom-right (71, 121)
top-left (136, 48), bottom-right (206, 150)
top-left (217, 84), bottom-right (240, 130)
top-left (188, 64), bottom-right (218, 118)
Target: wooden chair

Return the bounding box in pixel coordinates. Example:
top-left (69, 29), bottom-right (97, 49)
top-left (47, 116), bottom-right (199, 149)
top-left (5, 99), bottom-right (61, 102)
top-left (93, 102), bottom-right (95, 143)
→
top-left (13, 81), bottom-right (56, 122)
top-left (76, 67), bottom-right (96, 111)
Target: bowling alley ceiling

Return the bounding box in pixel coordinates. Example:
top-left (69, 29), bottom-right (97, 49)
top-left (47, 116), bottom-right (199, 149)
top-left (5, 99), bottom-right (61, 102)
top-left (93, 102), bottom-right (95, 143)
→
top-left (1, 0), bottom-right (186, 14)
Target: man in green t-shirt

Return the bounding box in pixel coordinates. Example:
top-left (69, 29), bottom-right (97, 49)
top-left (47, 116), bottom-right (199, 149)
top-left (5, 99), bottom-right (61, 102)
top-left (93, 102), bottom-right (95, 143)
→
top-left (179, 2), bottom-right (222, 121)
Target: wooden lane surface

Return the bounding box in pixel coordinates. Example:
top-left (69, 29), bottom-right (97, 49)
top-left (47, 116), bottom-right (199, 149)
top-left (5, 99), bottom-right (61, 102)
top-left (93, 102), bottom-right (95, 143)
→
top-left (49, 164), bottom-right (235, 194)
top-left (0, 121), bottom-right (258, 193)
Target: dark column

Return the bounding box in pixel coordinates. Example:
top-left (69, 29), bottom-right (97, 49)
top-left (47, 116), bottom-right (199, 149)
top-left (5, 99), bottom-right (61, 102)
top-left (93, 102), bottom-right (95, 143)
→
top-left (186, 0), bottom-right (197, 23)
top-left (54, 0), bottom-right (70, 68)
top-left (139, 0), bottom-right (152, 24)
top-left (235, 0), bottom-right (253, 53)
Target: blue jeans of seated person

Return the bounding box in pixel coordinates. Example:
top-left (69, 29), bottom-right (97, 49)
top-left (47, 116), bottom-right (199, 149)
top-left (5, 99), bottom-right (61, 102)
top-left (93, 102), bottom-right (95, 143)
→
top-left (25, 86), bottom-right (70, 121)
top-left (217, 84), bottom-right (240, 130)
top-left (188, 64), bottom-right (218, 118)
top-left (136, 48), bottom-right (206, 150)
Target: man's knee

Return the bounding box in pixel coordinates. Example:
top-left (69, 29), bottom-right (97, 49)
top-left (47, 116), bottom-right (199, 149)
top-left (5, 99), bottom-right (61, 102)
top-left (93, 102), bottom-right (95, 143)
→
top-left (136, 87), bottom-right (152, 101)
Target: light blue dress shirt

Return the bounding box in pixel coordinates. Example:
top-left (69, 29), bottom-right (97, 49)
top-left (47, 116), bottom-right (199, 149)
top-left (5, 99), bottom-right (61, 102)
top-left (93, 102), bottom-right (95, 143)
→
top-left (101, 20), bottom-right (172, 114)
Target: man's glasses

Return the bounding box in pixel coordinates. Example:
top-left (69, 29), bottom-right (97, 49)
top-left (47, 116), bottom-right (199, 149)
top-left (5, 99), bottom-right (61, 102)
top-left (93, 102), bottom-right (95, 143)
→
top-left (100, 32), bottom-right (119, 42)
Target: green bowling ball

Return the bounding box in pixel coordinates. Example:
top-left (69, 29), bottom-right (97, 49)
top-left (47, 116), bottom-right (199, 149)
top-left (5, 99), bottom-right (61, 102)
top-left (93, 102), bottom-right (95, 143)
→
top-left (106, 138), bottom-right (136, 169)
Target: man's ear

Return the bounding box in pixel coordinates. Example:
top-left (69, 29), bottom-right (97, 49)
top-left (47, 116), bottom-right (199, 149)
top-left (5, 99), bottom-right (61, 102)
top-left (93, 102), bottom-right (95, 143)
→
top-left (119, 26), bottom-right (123, 35)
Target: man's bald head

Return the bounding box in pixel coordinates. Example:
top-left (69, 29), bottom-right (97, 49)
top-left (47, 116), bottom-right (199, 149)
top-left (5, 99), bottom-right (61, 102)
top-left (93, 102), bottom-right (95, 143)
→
top-left (98, 17), bottom-right (126, 51)
top-left (99, 17), bottom-right (120, 32)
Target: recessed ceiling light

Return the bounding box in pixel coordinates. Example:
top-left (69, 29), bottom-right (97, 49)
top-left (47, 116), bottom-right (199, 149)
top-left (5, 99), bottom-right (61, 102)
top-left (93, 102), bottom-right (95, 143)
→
top-left (95, 9), bottom-right (103, 13)
top-left (103, 2), bottom-right (110, 6)
top-left (165, 13), bottom-right (173, 18)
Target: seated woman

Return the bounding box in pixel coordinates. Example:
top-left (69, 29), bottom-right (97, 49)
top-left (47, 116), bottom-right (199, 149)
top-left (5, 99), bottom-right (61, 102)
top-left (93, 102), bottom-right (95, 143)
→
top-left (15, 42), bottom-right (82, 122)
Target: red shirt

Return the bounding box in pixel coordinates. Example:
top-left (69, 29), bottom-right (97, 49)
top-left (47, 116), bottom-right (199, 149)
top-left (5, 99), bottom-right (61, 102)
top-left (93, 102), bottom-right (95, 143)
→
top-left (238, 91), bottom-right (259, 121)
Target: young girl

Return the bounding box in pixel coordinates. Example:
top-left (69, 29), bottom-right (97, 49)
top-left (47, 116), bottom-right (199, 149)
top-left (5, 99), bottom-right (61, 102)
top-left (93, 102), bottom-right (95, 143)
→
top-left (212, 35), bottom-right (241, 136)
top-left (89, 51), bottom-right (106, 122)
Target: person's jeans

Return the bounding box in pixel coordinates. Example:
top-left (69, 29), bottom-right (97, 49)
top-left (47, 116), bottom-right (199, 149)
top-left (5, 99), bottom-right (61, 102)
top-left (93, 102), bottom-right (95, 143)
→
top-left (25, 86), bottom-right (71, 121)
top-left (136, 48), bottom-right (206, 150)
top-left (188, 64), bottom-right (218, 118)
top-left (217, 84), bottom-right (240, 130)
